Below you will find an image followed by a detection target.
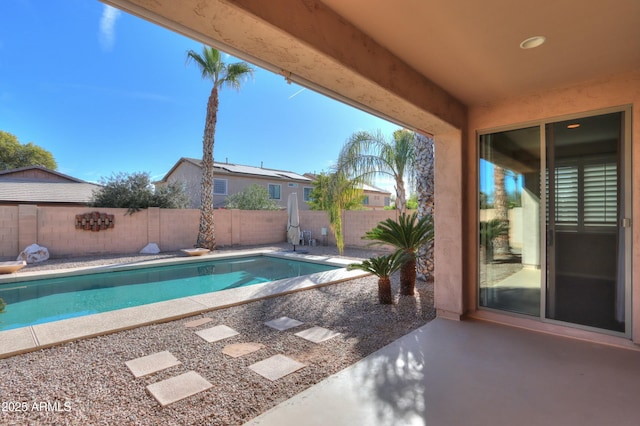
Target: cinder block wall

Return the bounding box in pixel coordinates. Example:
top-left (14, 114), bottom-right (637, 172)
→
top-left (0, 205), bottom-right (397, 259)
top-left (37, 207), bottom-right (148, 256)
top-left (343, 210), bottom-right (399, 247)
top-left (159, 208), bottom-right (200, 250)
top-left (298, 210), bottom-right (335, 246)
top-left (0, 206), bottom-right (19, 257)
top-left (237, 210), bottom-right (287, 245)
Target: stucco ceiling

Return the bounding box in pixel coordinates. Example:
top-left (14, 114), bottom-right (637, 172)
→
top-left (320, 0), bottom-right (640, 105)
top-left (101, 0), bottom-right (639, 132)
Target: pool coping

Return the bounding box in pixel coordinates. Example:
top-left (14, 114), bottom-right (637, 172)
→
top-left (0, 249), bottom-right (369, 359)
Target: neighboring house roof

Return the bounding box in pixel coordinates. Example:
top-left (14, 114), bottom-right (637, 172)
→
top-left (0, 166), bottom-right (101, 204)
top-left (159, 157), bottom-right (312, 182)
top-left (361, 183), bottom-right (391, 195)
top-left (0, 165), bottom-right (87, 183)
top-left (302, 173), bottom-right (391, 195)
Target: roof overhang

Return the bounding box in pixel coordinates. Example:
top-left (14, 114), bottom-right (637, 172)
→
top-left (101, 0), bottom-right (640, 135)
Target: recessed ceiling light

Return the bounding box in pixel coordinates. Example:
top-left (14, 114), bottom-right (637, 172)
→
top-left (520, 36), bottom-right (546, 49)
top-left (567, 123), bottom-right (580, 129)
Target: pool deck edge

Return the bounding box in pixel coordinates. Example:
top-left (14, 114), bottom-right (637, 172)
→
top-left (0, 251), bottom-right (369, 359)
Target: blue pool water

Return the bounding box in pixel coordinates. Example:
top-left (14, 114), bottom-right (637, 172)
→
top-left (0, 255), bottom-right (338, 331)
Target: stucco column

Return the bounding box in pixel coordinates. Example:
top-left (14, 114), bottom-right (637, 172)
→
top-left (632, 102), bottom-right (640, 344)
top-left (434, 131), bottom-right (465, 320)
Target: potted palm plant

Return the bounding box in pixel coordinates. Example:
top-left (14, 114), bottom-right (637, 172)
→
top-left (363, 212), bottom-right (434, 296)
top-left (348, 251), bottom-right (407, 304)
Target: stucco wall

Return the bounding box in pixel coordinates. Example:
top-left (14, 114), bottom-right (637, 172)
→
top-left (362, 190), bottom-right (390, 209)
top-left (163, 161), bottom-right (203, 209)
top-left (466, 69), bottom-right (640, 343)
top-left (162, 161), bottom-right (313, 210)
top-left (213, 175), bottom-right (313, 210)
top-left (0, 205), bottom-right (396, 259)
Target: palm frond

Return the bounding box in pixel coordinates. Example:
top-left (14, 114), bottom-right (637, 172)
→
top-left (186, 47), bottom-right (223, 81)
top-left (363, 212), bottom-right (434, 254)
top-left (347, 250), bottom-right (408, 277)
top-left (335, 128), bottom-right (418, 210)
top-left (186, 46), bottom-right (254, 89)
top-left (221, 62), bottom-right (255, 90)
top-left (336, 130), bottom-right (396, 181)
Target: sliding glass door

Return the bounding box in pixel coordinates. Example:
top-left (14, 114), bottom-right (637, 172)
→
top-left (479, 126), bottom-right (542, 316)
top-left (478, 110), bottom-right (629, 334)
top-left (545, 112), bottom-right (626, 332)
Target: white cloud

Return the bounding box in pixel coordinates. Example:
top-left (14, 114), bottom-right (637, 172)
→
top-left (99, 5), bottom-right (121, 51)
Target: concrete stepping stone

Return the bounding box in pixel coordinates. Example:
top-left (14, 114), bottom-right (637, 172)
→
top-left (295, 326), bottom-right (341, 343)
top-left (222, 342), bottom-right (265, 358)
top-left (184, 317), bottom-right (213, 328)
top-left (125, 351), bottom-right (181, 378)
top-left (264, 316), bottom-right (304, 331)
top-left (146, 371), bottom-right (212, 407)
top-left (195, 325), bottom-right (239, 343)
top-left (248, 354), bottom-right (306, 381)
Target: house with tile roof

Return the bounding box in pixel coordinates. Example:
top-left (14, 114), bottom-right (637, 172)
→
top-left (0, 166), bottom-right (101, 206)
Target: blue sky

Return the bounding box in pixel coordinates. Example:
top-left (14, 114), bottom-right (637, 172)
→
top-left (0, 1), bottom-right (399, 189)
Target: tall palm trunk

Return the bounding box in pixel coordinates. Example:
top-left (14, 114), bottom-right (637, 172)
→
top-left (400, 256), bottom-right (417, 295)
top-left (395, 177), bottom-right (407, 214)
top-left (197, 87), bottom-right (219, 250)
top-left (415, 134), bottom-right (435, 281)
top-left (493, 165), bottom-right (509, 254)
top-left (377, 276), bottom-right (393, 304)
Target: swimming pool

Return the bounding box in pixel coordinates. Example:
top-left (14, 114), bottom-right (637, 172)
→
top-left (0, 254), bottom-right (338, 331)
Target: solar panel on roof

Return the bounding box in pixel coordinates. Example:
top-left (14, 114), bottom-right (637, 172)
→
top-left (216, 163), bottom-right (308, 181)
top-left (276, 172), bottom-right (312, 181)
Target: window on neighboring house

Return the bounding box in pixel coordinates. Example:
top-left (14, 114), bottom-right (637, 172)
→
top-left (213, 179), bottom-right (227, 195)
top-left (268, 184), bottom-right (281, 200)
top-left (384, 197), bottom-right (391, 206)
top-left (288, 183), bottom-right (298, 187)
top-left (362, 195), bottom-right (369, 205)
top-left (303, 187), bottom-right (313, 202)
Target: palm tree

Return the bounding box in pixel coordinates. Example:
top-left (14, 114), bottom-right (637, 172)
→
top-left (336, 129), bottom-right (416, 213)
top-left (493, 165), bottom-right (509, 254)
top-left (348, 251), bottom-right (407, 304)
top-left (186, 46), bottom-right (254, 250)
top-left (363, 212), bottom-right (434, 296)
top-left (414, 133), bottom-right (435, 281)
top-left (308, 171), bottom-right (362, 254)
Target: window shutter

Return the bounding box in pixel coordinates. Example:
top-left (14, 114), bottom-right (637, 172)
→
top-left (584, 162), bottom-right (617, 226)
top-left (554, 166), bottom-right (579, 225)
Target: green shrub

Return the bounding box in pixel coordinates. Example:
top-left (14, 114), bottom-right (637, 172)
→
top-left (90, 172), bottom-right (189, 214)
top-left (224, 184), bottom-right (280, 210)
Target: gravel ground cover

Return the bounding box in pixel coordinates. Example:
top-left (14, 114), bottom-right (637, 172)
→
top-left (0, 244), bottom-right (435, 425)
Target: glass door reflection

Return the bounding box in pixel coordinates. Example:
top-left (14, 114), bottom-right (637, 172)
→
top-left (479, 126), bottom-right (541, 316)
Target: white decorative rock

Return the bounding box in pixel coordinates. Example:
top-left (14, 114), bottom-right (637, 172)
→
top-left (140, 243), bottom-right (160, 254)
top-left (17, 244), bottom-right (50, 264)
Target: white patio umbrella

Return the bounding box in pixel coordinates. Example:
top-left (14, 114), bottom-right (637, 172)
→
top-left (287, 193), bottom-right (301, 251)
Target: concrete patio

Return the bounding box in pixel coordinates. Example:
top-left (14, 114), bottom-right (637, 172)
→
top-left (246, 318), bottom-right (640, 426)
